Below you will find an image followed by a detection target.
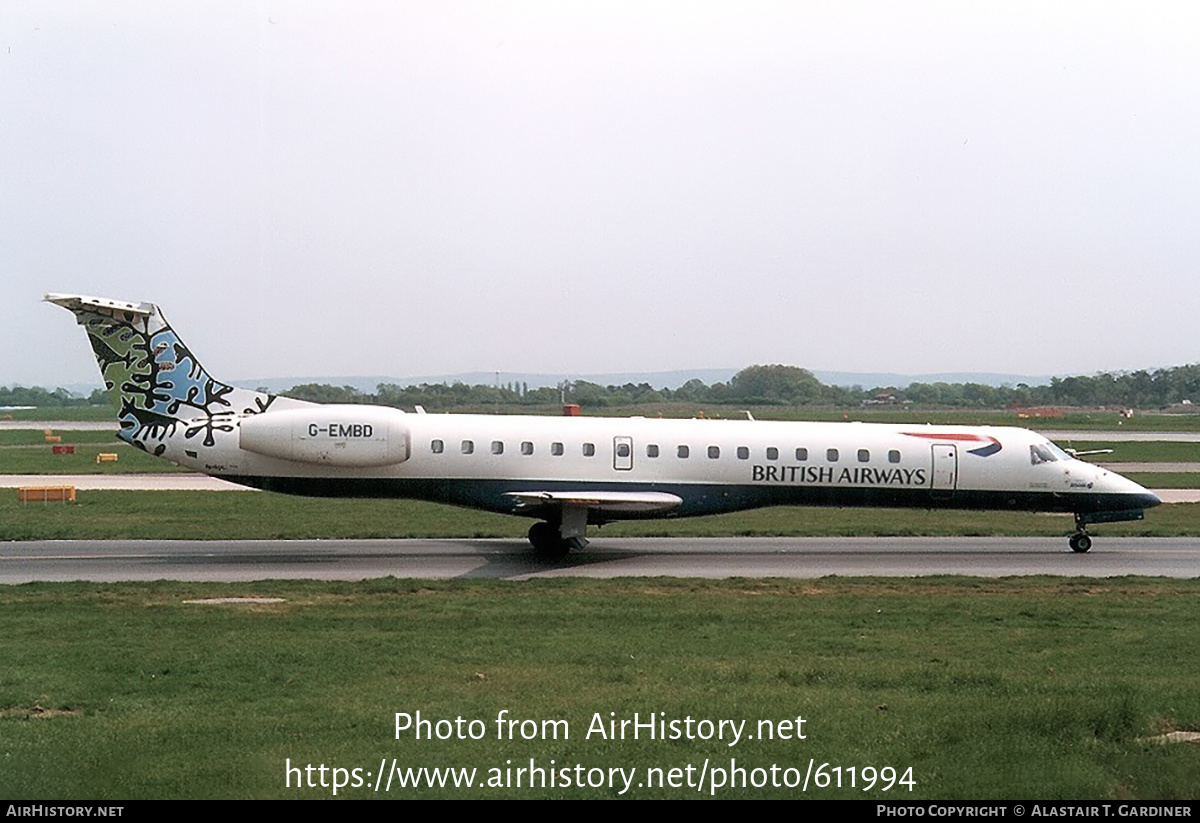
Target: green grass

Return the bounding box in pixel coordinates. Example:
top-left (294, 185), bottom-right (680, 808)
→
top-left (0, 430), bottom-right (120, 446)
top-left (3, 492), bottom-right (1199, 540)
top-left (1003, 413), bottom-right (1200, 432)
top-left (0, 427), bottom-right (190, 474)
top-left (1, 577), bottom-right (1197, 799)
top-left (0, 441), bottom-right (188, 473)
top-left (1053, 441), bottom-right (1200, 463)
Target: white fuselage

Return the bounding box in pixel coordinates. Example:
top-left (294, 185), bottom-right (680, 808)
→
top-left (160, 407), bottom-right (1158, 522)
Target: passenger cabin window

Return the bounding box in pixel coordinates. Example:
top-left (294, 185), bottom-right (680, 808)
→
top-left (766, 447), bottom-right (778, 461)
top-left (461, 440), bottom-right (474, 454)
top-left (677, 445), bottom-right (690, 459)
top-left (795, 448), bottom-right (808, 461)
top-left (827, 448), bottom-right (839, 462)
top-left (431, 439), bottom-right (444, 454)
top-left (857, 449), bottom-right (870, 463)
top-left (521, 441), bottom-right (534, 456)
top-left (551, 442), bottom-right (564, 456)
top-left (647, 444), bottom-right (660, 458)
top-left (491, 440), bottom-right (504, 455)
top-left (582, 443), bottom-right (596, 457)
top-left (737, 446), bottom-right (750, 460)
top-left (888, 449), bottom-right (901, 464)
top-left (708, 446), bottom-right (720, 459)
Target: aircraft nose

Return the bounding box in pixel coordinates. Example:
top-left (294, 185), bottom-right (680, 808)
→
top-left (1139, 489), bottom-right (1163, 509)
top-left (1100, 467), bottom-right (1161, 509)
top-left (1123, 473), bottom-right (1161, 509)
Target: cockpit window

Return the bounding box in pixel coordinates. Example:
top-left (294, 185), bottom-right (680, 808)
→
top-left (1030, 442), bottom-right (1067, 465)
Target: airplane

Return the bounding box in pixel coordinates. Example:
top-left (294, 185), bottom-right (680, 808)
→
top-left (46, 293), bottom-right (1160, 557)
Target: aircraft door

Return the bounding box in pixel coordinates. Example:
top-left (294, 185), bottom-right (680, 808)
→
top-left (931, 444), bottom-right (957, 498)
top-left (614, 436), bottom-right (634, 471)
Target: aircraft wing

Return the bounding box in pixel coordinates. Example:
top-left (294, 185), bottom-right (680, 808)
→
top-left (504, 490), bottom-right (683, 514)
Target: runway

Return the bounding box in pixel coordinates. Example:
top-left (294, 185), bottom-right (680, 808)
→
top-left (2, 536), bottom-right (1197, 582)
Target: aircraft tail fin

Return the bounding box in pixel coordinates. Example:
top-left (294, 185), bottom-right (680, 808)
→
top-left (46, 293), bottom-right (287, 449)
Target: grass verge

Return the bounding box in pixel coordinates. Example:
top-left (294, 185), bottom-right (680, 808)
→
top-left (1, 577), bottom-right (1198, 799)
top-left (2, 492), bottom-right (1200, 540)
top-left (0, 431), bottom-right (120, 446)
top-left (0, 443), bottom-right (188, 474)
top-left (1053, 441), bottom-right (1200, 463)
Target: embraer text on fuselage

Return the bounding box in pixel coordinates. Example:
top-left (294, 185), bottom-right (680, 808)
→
top-left (751, 465), bottom-right (927, 486)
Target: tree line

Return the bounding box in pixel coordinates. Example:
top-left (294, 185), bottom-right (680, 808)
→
top-left (9, 363), bottom-right (1200, 410)
top-left (0, 385), bottom-right (107, 408)
top-left (281, 363), bottom-right (1200, 410)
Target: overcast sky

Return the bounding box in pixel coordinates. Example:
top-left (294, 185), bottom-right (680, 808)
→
top-left (3, 1), bottom-right (1198, 390)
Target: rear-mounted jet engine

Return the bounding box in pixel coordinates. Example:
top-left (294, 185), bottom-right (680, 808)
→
top-left (239, 406), bottom-right (410, 467)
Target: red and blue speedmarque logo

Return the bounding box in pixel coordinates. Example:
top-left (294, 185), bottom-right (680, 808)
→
top-left (901, 431), bottom-right (1003, 457)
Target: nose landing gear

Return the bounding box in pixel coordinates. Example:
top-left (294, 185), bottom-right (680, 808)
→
top-left (1069, 513), bottom-right (1092, 553)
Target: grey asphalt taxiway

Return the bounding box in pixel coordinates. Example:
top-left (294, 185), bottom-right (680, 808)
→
top-left (2, 536), bottom-right (1198, 582)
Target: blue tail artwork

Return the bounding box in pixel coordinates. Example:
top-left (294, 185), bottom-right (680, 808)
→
top-left (45, 294), bottom-right (284, 457)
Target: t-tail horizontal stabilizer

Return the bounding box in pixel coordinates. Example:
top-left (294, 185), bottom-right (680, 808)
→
top-left (45, 292), bottom-right (306, 457)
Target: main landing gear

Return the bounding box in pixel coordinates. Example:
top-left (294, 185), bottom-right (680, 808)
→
top-left (1069, 513), bottom-right (1092, 553)
top-left (527, 516), bottom-right (589, 560)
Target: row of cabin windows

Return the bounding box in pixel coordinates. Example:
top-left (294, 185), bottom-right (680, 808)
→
top-left (430, 439), bottom-right (902, 464)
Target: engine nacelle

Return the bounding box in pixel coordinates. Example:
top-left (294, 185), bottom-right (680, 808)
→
top-left (239, 405), bottom-right (410, 467)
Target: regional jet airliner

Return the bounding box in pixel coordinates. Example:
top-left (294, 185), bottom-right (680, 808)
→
top-left (47, 294), bottom-right (1159, 556)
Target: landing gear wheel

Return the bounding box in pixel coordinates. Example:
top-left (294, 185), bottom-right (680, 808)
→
top-left (1069, 533), bottom-right (1092, 553)
top-left (528, 522), bottom-right (570, 559)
